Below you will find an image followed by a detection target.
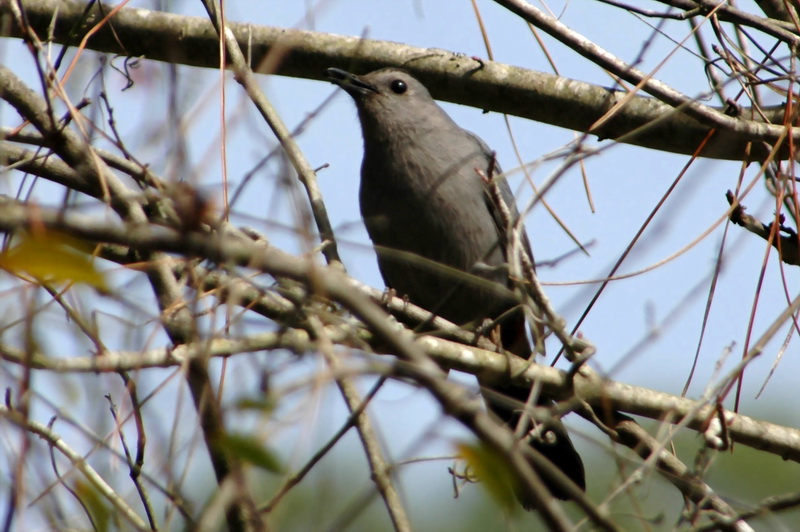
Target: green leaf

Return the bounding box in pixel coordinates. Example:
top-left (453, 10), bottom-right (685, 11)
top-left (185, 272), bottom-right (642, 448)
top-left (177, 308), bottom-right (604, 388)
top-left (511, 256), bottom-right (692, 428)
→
top-left (234, 396), bottom-right (276, 413)
top-left (216, 433), bottom-right (284, 473)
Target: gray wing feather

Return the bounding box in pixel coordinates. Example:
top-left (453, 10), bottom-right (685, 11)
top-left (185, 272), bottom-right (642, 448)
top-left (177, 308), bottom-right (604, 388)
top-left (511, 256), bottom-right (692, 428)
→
top-left (464, 130), bottom-right (535, 270)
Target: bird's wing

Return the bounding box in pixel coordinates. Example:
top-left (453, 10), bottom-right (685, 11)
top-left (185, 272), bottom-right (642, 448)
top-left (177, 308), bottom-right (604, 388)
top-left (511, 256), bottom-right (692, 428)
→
top-left (464, 131), bottom-right (535, 270)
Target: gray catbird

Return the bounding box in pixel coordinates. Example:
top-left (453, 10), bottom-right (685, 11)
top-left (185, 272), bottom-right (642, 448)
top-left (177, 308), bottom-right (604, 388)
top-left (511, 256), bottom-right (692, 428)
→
top-left (327, 67), bottom-right (585, 506)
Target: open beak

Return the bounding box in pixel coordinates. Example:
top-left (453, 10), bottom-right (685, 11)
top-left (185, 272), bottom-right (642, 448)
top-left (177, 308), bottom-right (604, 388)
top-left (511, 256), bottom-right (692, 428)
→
top-left (326, 68), bottom-right (377, 98)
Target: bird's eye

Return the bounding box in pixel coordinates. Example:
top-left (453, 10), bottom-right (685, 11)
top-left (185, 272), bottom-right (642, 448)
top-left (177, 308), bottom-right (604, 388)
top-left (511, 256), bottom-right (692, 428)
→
top-left (390, 80), bottom-right (407, 94)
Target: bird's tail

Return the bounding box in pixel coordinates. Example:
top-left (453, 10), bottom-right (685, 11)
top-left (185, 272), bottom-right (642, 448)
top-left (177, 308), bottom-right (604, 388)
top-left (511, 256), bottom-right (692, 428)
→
top-left (481, 314), bottom-right (586, 507)
top-left (483, 381), bottom-right (586, 507)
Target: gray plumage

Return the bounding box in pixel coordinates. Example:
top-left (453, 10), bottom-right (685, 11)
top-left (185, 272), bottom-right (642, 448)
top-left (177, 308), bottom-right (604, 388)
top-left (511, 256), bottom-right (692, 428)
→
top-left (327, 67), bottom-right (585, 506)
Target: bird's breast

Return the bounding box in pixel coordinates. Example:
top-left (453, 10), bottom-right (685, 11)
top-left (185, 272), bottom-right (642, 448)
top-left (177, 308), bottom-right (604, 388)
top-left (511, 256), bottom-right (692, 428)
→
top-left (358, 144), bottom-right (511, 323)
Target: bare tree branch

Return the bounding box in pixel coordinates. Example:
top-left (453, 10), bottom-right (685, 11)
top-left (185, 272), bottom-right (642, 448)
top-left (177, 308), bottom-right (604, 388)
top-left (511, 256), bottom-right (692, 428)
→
top-left (493, 0), bottom-right (795, 160)
top-left (727, 189), bottom-right (800, 266)
top-left (1, 0), bottom-right (797, 160)
top-left (0, 199), bottom-right (798, 467)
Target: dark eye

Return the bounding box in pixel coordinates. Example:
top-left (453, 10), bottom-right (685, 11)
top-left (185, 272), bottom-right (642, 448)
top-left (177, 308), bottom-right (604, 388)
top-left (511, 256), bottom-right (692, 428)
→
top-left (390, 79), bottom-right (407, 94)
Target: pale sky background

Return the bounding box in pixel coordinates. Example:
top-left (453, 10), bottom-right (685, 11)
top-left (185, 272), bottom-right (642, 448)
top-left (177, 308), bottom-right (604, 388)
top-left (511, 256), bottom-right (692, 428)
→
top-left (2, 1), bottom-right (799, 529)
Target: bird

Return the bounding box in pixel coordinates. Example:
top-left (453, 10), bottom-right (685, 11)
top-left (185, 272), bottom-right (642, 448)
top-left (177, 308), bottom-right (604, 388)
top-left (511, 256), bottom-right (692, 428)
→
top-left (326, 66), bottom-right (585, 507)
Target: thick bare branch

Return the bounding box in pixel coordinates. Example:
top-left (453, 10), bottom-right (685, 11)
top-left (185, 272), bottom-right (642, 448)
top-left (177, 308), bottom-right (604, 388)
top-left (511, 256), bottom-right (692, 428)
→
top-left (0, 0), bottom-right (795, 160)
top-left (0, 200), bottom-right (798, 467)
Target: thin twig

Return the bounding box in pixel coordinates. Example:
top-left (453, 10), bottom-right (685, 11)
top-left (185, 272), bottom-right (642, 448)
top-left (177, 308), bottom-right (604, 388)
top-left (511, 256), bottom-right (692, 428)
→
top-left (0, 406), bottom-right (150, 530)
top-left (307, 315), bottom-right (410, 532)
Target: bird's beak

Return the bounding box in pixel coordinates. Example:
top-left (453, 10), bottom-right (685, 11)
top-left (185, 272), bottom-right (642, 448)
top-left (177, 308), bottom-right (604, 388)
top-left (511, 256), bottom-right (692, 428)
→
top-left (326, 68), bottom-right (377, 97)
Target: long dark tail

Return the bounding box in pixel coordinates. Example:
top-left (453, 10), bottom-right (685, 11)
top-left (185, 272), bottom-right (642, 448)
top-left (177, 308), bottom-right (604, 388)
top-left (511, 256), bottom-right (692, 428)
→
top-left (481, 314), bottom-right (585, 507)
top-left (483, 381), bottom-right (585, 506)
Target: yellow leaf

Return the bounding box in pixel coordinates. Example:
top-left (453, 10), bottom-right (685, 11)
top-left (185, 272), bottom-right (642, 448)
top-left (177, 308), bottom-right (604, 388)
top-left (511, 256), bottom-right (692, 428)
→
top-left (74, 478), bottom-right (111, 532)
top-left (0, 232), bottom-right (107, 291)
top-left (457, 441), bottom-right (518, 512)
